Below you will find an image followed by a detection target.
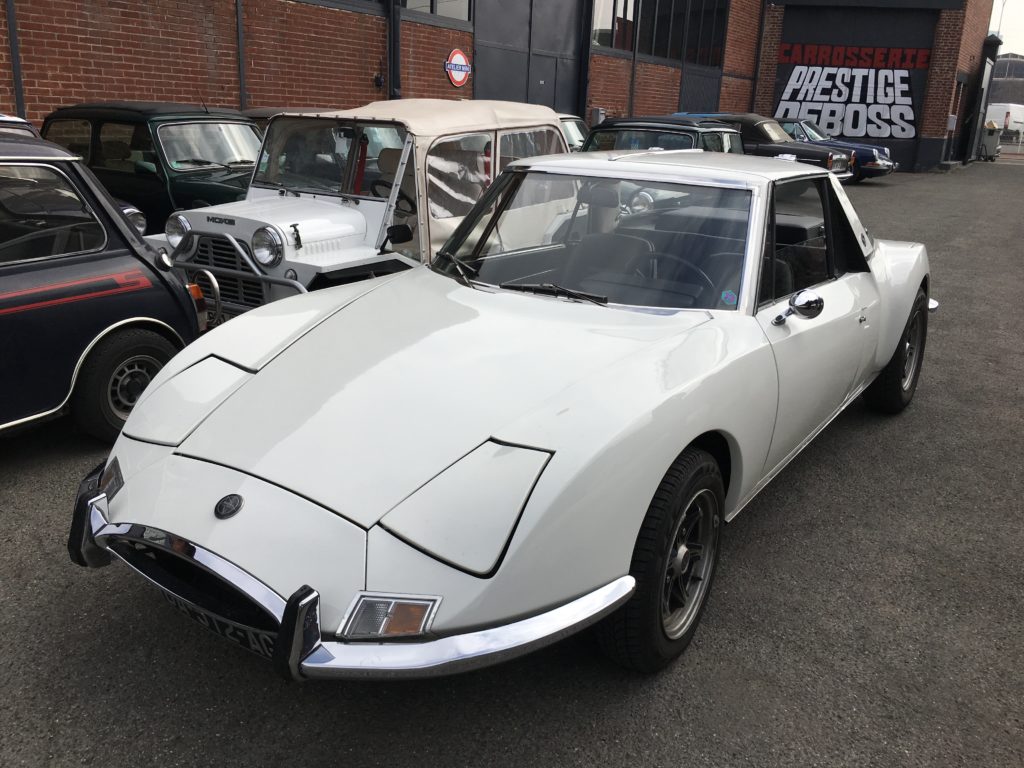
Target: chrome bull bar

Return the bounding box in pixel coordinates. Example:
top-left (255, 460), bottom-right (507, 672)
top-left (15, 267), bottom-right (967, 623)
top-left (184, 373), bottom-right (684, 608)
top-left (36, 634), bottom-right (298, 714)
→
top-left (171, 233), bottom-right (307, 323)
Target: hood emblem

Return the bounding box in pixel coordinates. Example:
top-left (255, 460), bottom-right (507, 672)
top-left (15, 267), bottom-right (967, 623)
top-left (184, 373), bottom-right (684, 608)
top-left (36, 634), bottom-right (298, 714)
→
top-left (214, 494), bottom-right (244, 520)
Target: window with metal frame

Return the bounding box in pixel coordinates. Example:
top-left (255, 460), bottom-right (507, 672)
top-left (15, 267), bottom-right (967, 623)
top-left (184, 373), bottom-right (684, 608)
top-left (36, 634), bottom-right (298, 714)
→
top-left (42, 119), bottom-right (93, 162)
top-left (0, 164), bottom-right (106, 264)
top-left (401, 0), bottom-right (469, 20)
top-left (760, 177), bottom-right (833, 303)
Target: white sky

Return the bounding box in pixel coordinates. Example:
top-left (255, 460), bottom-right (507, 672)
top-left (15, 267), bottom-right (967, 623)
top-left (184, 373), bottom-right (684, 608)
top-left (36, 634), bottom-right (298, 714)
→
top-left (993, 0), bottom-right (1024, 55)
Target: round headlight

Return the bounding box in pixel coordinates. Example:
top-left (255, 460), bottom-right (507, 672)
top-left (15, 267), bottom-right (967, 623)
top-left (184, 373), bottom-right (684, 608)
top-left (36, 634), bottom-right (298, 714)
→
top-left (123, 206), bottom-right (147, 235)
top-left (629, 191), bottom-right (654, 214)
top-left (165, 214), bottom-right (191, 249)
top-left (252, 226), bottom-right (284, 267)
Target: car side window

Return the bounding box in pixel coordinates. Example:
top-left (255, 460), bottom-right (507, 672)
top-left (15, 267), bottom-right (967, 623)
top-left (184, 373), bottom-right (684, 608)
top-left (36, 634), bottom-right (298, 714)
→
top-left (0, 164), bottom-right (106, 265)
top-left (497, 128), bottom-right (564, 173)
top-left (760, 178), bottom-right (832, 303)
top-left (701, 132), bottom-right (724, 153)
top-left (97, 122), bottom-right (157, 175)
top-left (723, 134), bottom-right (744, 154)
top-left (43, 119), bottom-right (93, 162)
top-left (427, 133), bottom-right (492, 220)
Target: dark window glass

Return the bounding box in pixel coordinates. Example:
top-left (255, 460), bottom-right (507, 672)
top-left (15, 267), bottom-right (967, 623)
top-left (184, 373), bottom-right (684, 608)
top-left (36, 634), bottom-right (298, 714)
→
top-left (401, 0), bottom-right (468, 20)
top-left (585, 129), bottom-right (694, 151)
top-left (97, 122), bottom-right (157, 175)
top-left (42, 119), bottom-right (92, 162)
top-left (0, 164), bottom-right (105, 264)
top-left (764, 178), bottom-right (831, 301)
top-left (685, 0), bottom-right (727, 67)
top-left (637, 0), bottom-right (656, 56)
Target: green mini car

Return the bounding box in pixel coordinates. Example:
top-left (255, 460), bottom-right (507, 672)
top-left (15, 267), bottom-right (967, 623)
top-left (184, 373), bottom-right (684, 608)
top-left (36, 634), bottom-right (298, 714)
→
top-left (42, 102), bottom-right (262, 234)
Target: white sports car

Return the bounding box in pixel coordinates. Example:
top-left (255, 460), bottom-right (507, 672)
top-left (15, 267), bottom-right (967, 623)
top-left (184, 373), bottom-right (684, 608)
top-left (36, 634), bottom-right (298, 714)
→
top-left (69, 151), bottom-right (937, 680)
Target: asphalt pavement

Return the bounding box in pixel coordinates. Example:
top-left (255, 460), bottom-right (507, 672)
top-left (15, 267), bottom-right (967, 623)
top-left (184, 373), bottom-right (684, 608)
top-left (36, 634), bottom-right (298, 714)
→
top-left (1, 162), bottom-right (1022, 767)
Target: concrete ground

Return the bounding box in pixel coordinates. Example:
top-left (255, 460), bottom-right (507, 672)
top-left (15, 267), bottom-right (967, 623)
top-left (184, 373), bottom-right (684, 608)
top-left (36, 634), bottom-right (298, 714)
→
top-left (1, 162), bottom-right (1022, 767)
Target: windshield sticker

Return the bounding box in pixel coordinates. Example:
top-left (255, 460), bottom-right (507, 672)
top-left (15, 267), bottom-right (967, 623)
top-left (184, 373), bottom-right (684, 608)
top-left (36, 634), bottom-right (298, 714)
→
top-left (721, 290), bottom-right (738, 306)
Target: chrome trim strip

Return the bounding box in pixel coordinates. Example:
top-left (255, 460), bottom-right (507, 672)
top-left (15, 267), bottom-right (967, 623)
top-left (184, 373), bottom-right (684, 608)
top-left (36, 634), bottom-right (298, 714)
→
top-left (89, 498), bottom-right (286, 622)
top-left (0, 316), bottom-right (185, 433)
top-left (300, 576), bottom-right (635, 679)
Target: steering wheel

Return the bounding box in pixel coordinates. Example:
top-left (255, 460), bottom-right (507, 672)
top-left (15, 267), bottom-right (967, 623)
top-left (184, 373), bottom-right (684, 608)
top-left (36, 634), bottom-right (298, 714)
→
top-left (370, 179), bottom-right (416, 214)
top-left (644, 252), bottom-right (716, 294)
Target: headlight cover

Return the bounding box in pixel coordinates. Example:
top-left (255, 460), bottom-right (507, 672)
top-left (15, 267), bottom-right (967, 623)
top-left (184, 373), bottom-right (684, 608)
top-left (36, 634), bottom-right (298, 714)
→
top-left (379, 441), bottom-right (551, 576)
top-left (252, 226), bottom-right (284, 267)
top-left (165, 214), bottom-right (191, 249)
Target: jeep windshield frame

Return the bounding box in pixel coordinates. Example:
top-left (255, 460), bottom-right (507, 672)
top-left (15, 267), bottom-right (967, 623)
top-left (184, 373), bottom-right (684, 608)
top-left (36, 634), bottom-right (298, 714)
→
top-left (251, 116), bottom-right (408, 201)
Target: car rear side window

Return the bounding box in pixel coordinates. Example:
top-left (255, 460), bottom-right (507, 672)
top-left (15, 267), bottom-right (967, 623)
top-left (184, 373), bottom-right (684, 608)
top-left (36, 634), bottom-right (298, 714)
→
top-left (97, 122), bottom-right (157, 175)
top-left (43, 120), bottom-right (93, 162)
top-left (0, 164), bottom-right (105, 264)
top-left (586, 129), bottom-right (695, 152)
top-left (498, 127), bottom-right (564, 173)
top-left (427, 133), bottom-right (492, 220)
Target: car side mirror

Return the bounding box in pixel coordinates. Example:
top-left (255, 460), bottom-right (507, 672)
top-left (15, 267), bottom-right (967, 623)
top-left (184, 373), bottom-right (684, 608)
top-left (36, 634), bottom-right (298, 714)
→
top-left (387, 223), bottom-right (413, 244)
top-left (772, 289), bottom-right (824, 326)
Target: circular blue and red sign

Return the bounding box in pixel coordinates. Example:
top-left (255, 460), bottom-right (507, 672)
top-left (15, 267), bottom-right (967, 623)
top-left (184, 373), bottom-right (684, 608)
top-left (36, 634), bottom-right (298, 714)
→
top-left (445, 49), bottom-right (472, 88)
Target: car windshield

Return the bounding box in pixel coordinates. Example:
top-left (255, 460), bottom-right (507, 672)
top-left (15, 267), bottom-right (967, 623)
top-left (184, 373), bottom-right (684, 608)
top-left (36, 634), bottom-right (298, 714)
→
top-left (157, 122), bottom-right (261, 171)
top-left (436, 171), bottom-right (751, 311)
top-left (252, 117), bottom-right (407, 198)
top-left (759, 121), bottom-right (793, 143)
top-left (561, 119), bottom-right (589, 149)
top-left (583, 129), bottom-right (695, 152)
top-left (802, 121), bottom-right (831, 141)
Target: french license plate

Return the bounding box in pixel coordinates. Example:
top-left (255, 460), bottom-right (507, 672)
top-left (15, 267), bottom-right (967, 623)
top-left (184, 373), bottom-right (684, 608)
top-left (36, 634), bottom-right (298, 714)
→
top-left (161, 590), bottom-right (276, 660)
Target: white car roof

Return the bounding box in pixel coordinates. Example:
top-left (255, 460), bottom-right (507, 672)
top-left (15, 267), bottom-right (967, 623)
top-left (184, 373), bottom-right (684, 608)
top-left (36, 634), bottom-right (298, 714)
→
top-left (0, 113), bottom-right (31, 125)
top-left (279, 99), bottom-right (562, 137)
top-left (514, 149), bottom-right (827, 184)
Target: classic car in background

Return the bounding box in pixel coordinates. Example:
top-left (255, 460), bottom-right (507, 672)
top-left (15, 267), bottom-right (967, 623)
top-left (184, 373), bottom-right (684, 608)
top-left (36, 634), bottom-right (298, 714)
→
top-left (778, 118), bottom-right (897, 183)
top-left (242, 106), bottom-right (309, 134)
top-left (159, 99), bottom-right (568, 319)
top-left (70, 150), bottom-right (936, 679)
top-left (0, 114), bottom-right (41, 139)
top-left (582, 115), bottom-right (743, 155)
top-left (0, 136), bottom-right (206, 441)
top-left (678, 112), bottom-right (852, 179)
top-left (559, 113), bottom-right (590, 150)
top-left (41, 102), bottom-right (262, 235)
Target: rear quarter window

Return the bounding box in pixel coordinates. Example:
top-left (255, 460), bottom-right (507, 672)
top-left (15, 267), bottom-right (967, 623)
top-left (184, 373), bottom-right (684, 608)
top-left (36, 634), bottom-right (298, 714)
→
top-left (43, 120), bottom-right (93, 162)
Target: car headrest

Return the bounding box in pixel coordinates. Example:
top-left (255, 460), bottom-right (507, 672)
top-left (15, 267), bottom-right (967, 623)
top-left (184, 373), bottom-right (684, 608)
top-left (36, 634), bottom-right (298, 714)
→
top-left (378, 147), bottom-right (402, 176)
top-left (579, 185), bottom-right (619, 209)
top-left (102, 140), bottom-right (130, 160)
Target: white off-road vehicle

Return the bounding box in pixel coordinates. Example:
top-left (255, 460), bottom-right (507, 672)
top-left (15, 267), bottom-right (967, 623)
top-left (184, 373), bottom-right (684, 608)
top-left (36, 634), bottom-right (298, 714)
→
top-left (154, 99), bottom-right (567, 319)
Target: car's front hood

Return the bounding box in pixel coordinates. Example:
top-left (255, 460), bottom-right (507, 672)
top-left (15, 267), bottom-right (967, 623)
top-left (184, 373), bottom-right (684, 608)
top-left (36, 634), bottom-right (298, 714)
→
top-left (183, 196), bottom-right (367, 245)
top-left (815, 138), bottom-right (885, 157)
top-left (175, 268), bottom-right (710, 528)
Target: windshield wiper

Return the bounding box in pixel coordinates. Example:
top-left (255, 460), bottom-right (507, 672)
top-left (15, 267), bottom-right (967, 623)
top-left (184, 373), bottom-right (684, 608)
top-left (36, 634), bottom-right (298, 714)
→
top-left (252, 179), bottom-right (300, 197)
top-left (175, 158), bottom-right (232, 170)
top-left (499, 282), bottom-right (608, 306)
top-left (436, 249), bottom-right (479, 287)
top-left (226, 159), bottom-right (255, 167)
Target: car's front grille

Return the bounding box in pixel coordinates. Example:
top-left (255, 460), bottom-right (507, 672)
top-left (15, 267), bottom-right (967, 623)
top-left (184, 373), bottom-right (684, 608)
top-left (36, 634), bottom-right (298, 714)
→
top-left (187, 236), bottom-right (266, 312)
top-left (108, 538), bottom-right (278, 632)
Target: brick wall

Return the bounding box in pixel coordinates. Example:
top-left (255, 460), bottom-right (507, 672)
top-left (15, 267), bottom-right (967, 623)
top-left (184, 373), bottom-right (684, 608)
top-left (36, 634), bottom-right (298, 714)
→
top-left (633, 61), bottom-right (681, 115)
top-left (753, 3), bottom-right (783, 115)
top-left (13, 0), bottom-right (240, 124)
top-left (244, 0), bottom-right (387, 109)
top-left (920, 10), bottom-right (964, 137)
top-left (586, 52), bottom-right (632, 119)
top-left (720, 0), bottom-right (761, 112)
top-left (0, 1), bottom-right (476, 126)
top-left (401, 20), bottom-right (472, 100)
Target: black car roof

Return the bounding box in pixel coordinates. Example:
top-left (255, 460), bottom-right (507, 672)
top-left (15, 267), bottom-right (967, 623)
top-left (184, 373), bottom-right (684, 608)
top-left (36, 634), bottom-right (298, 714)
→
top-left (45, 101), bottom-right (250, 122)
top-left (596, 116), bottom-right (737, 132)
top-left (693, 112), bottom-right (775, 126)
top-left (0, 134), bottom-right (77, 160)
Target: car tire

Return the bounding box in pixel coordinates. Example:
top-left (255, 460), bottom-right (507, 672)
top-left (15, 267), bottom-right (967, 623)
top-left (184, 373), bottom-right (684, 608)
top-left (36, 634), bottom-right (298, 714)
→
top-left (864, 287), bottom-right (928, 414)
top-left (71, 328), bottom-right (177, 442)
top-left (596, 448), bottom-right (723, 673)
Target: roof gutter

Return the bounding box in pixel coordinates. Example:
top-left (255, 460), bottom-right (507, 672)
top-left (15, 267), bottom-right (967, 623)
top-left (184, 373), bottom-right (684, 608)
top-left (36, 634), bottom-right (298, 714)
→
top-left (5, 0), bottom-right (26, 119)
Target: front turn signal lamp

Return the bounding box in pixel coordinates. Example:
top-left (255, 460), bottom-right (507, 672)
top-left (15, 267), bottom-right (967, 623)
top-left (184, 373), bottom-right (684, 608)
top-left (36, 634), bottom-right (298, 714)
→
top-left (340, 593), bottom-right (440, 639)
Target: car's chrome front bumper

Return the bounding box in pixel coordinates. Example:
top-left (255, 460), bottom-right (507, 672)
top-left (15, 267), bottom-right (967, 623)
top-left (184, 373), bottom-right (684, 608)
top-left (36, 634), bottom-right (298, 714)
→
top-left (69, 467), bottom-right (635, 680)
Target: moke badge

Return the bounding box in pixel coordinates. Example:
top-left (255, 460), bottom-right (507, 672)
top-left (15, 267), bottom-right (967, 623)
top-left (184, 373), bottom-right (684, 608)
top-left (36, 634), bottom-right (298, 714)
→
top-left (214, 494), bottom-right (244, 520)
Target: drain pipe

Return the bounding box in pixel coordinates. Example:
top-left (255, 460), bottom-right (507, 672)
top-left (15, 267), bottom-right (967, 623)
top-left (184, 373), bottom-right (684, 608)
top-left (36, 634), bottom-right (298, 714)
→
top-left (750, 0), bottom-right (768, 111)
top-left (5, 0), bottom-right (25, 118)
top-left (388, 0), bottom-right (402, 99)
top-left (235, 0), bottom-right (248, 109)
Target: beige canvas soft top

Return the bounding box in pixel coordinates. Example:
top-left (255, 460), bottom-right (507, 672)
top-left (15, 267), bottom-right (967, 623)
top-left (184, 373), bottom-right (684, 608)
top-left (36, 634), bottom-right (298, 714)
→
top-left (280, 99), bottom-right (562, 138)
